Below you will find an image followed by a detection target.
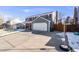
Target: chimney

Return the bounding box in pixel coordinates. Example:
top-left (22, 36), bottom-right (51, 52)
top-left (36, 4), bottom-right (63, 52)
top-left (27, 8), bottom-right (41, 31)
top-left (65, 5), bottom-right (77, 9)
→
top-left (73, 7), bottom-right (78, 24)
top-left (56, 11), bottom-right (58, 24)
top-left (77, 7), bottom-right (79, 24)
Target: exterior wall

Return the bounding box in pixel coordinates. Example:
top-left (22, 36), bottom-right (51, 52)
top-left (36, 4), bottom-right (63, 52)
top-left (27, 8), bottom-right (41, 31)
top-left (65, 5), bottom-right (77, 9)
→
top-left (26, 17), bottom-right (37, 22)
top-left (11, 25), bottom-right (15, 30)
top-left (52, 12), bottom-right (56, 24)
top-left (32, 17), bottom-right (50, 32)
top-left (40, 14), bottom-right (52, 20)
top-left (15, 23), bottom-right (25, 29)
top-left (25, 23), bottom-right (32, 30)
top-left (51, 11), bottom-right (60, 24)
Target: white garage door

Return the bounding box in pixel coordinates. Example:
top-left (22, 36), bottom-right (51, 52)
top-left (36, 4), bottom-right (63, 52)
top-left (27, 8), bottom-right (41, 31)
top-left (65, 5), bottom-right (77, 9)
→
top-left (33, 23), bottom-right (47, 31)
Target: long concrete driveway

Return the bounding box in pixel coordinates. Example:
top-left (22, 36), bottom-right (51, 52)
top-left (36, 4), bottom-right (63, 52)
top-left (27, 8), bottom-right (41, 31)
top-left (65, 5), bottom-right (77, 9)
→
top-left (0, 32), bottom-right (58, 52)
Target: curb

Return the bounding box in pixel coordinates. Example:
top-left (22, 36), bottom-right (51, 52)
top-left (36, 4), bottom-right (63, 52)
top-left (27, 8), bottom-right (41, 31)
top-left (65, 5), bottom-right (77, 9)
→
top-left (0, 31), bottom-right (20, 38)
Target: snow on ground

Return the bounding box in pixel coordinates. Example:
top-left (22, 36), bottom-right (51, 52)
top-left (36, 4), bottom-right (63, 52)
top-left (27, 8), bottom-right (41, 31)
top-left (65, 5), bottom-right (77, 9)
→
top-left (66, 32), bottom-right (79, 52)
top-left (57, 32), bottom-right (79, 52)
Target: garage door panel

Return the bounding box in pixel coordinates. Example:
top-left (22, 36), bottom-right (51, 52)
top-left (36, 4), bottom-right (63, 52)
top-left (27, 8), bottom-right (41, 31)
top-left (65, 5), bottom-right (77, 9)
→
top-left (33, 23), bottom-right (47, 31)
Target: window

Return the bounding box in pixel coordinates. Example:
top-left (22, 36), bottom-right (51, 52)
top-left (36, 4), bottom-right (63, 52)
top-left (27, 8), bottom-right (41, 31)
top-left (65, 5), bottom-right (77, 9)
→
top-left (49, 14), bottom-right (52, 18)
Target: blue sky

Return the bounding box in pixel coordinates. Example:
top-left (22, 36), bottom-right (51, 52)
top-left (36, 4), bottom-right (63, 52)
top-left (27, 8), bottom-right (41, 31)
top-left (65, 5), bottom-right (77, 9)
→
top-left (0, 6), bottom-right (74, 21)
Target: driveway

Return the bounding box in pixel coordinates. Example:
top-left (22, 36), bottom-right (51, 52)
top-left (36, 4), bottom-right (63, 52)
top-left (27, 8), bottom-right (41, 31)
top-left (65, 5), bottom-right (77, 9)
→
top-left (0, 31), bottom-right (63, 52)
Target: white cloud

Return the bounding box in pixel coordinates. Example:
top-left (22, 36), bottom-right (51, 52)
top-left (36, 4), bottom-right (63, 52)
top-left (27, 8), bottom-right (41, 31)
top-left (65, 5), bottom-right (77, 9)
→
top-left (23, 9), bottom-right (30, 13)
top-left (23, 8), bottom-right (51, 13)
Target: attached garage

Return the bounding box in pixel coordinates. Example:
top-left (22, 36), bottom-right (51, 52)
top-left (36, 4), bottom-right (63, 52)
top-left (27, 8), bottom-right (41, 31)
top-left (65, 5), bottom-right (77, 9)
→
top-left (32, 17), bottom-right (50, 32)
top-left (33, 23), bottom-right (47, 31)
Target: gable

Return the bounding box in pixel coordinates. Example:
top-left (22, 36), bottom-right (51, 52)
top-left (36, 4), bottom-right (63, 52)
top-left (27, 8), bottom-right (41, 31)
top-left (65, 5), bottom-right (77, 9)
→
top-left (32, 17), bottom-right (50, 23)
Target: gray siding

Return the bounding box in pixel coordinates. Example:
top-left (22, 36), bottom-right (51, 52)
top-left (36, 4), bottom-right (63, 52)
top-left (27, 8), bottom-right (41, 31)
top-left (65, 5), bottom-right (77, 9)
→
top-left (32, 17), bottom-right (48, 23)
top-left (32, 17), bottom-right (50, 32)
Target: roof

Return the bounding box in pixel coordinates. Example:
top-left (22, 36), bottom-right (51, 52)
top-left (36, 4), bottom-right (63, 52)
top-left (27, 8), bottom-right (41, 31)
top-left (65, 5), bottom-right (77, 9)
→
top-left (32, 16), bottom-right (51, 23)
top-left (26, 11), bottom-right (54, 18)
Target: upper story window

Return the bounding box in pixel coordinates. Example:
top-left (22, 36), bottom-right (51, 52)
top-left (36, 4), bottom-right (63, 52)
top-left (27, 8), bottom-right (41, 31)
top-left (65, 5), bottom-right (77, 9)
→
top-left (41, 15), bottom-right (49, 19)
top-left (29, 18), bottom-right (32, 21)
top-left (49, 14), bottom-right (52, 18)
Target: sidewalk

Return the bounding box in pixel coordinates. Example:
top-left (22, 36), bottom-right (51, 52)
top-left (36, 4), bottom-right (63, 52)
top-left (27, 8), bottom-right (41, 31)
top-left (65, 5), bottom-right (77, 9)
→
top-left (0, 29), bottom-right (25, 37)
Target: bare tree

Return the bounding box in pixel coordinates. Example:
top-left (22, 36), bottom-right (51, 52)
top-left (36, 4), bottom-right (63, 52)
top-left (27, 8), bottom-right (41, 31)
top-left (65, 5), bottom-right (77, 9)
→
top-left (0, 16), bottom-right (4, 29)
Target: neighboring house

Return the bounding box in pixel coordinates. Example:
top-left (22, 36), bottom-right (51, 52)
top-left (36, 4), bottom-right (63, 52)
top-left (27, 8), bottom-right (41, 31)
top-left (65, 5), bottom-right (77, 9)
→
top-left (25, 11), bottom-right (60, 32)
top-left (10, 18), bottom-right (23, 30)
top-left (16, 23), bottom-right (25, 29)
top-left (4, 18), bottom-right (23, 30)
top-left (2, 22), bottom-right (11, 30)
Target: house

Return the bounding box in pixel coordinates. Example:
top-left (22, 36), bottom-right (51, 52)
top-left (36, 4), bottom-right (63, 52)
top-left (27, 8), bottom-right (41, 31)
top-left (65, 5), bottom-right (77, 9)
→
top-left (16, 23), bottom-right (25, 29)
top-left (2, 21), bottom-right (11, 30)
top-left (25, 11), bottom-right (60, 32)
top-left (3, 18), bottom-right (24, 30)
top-left (10, 18), bottom-right (24, 30)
